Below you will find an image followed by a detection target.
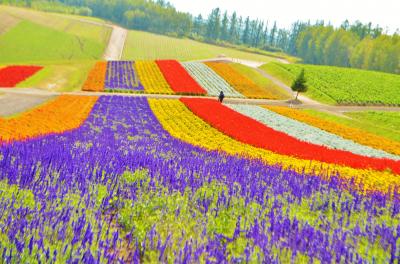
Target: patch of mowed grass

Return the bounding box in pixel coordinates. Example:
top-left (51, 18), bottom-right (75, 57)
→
top-left (0, 20), bottom-right (104, 63)
top-left (16, 60), bottom-right (96, 92)
top-left (304, 109), bottom-right (400, 143)
top-left (261, 62), bottom-right (400, 106)
top-left (229, 63), bottom-right (291, 100)
top-left (122, 30), bottom-right (285, 62)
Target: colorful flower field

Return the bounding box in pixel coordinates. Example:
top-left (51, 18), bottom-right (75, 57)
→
top-left (0, 65), bottom-right (43, 87)
top-left (1, 95), bottom-right (400, 262)
top-left (205, 61), bottom-right (278, 99)
top-left (81, 60), bottom-right (278, 98)
top-left (105, 61), bottom-right (144, 92)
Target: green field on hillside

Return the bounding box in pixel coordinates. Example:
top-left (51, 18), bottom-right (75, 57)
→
top-left (229, 63), bottom-right (291, 100)
top-left (122, 30), bottom-right (289, 62)
top-left (304, 110), bottom-right (400, 142)
top-left (0, 5), bottom-right (111, 63)
top-left (261, 63), bottom-right (400, 106)
top-left (0, 21), bottom-right (104, 63)
top-left (0, 5), bottom-right (110, 42)
top-left (14, 61), bottom-right (95, 92)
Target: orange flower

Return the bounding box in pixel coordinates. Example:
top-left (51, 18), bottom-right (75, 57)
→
top-left (82, 62), bottom-right (107, 92)
top-left (0, 95), bottom-right (98, 142)
top-left (205, 62), bottom-right (277, 99)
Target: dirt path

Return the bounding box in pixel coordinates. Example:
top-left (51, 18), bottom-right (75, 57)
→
top-left (0, 92), bottom-right (55, 117)
top-left (1, 88), bottom-right (399, 117)
top-left (58, 15), bottom-right (127, 60)
top-left (103, 26), bottom-right (128, 60)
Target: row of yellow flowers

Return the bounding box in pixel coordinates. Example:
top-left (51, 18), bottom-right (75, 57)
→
top-left (135, 61), bottom-right (175, 94)
top-left (149, 98), bottom-right (400, 195)
top-left (0, 95), bottom-right (98, 142)
top-left (205, 62), bottom-right (277, 99)
top-left (265, 106), bottom-right (400, 156)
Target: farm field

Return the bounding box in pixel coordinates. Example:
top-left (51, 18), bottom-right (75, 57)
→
top-left (303, 109), bottom-right (400, 143)
top-left (229, 63), bottom-right (291, 100)
top-left (82, 60), bottom-right (279, 98)
top-left (0, 5), bottom-right (111, 63)
top-left (1, 95), bottom-right (400, 262)
top-left (0, 61), bottom-right (97, 92)
top-left (261, 62), bottom-right (400, 105)
top-left (122, 30), bottom-right (289, 62)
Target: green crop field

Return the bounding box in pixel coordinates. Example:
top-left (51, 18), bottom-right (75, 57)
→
top-left (229, 63), bottom-right (291, 100)
top-left (261, 62), bottom-right (400, 106)
top-left (122, 30), bottom-right (289, 62)
top-left (0, 6), bottom-right (111, 63)
top-left (304, 110), bottom-right (400, 142)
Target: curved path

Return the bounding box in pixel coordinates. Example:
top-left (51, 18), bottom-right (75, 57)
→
top-left (1, 88), bottom-right (399, 117)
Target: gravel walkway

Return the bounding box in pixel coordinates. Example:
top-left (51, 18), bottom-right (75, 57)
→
top-left (0, 92), bottom-right (55, 117)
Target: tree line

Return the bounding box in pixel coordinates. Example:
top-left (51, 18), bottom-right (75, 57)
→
top-left (2, 0), bottom-right (399, 74)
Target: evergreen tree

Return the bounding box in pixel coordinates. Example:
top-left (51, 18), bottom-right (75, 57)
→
top-left (220, 11), bottom-right (229, 41)
top-left (229, 12), bottom-right (237, 42)
top-left (242, 17), bottom-right (250, 44)
top-left (291, 69), bottom-right (308, 100)
top-left (269, 21), bottom-right (277, 46)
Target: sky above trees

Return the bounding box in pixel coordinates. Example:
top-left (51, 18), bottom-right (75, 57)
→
top-left (169, 0), bottom-right (399, 33)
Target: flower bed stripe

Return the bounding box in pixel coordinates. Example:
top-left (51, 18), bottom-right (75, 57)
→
top-left (0, 65), bottom-right (43, 87)
top-left (181, 98), bottom-right (400, 174)
top-left (149, 98), bottom-right (400, 194)
top-left (266, 106), bottom-right (400, 156)
top-left (105, 61), bottom-right (144, 91)
top-left (82, 61), bottom-right (107, 92)
top-left (136, 60), bottom-right (174, 94)
top-left (228, 104), bottom-right (400, 161)
top-left (156, 60), bottom-right (207, 95)
top-left (0, 95), bottom-right (98, 143)
top-left (181, 62), bottom-right (243, 97)
top-left (205, 62), bottom-right (277, 99)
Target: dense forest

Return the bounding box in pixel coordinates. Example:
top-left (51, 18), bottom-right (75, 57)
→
top-left (1, 0), bottom-right (399, 74)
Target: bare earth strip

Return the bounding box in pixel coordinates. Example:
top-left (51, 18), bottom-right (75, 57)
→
top-left (103, 26), bottom-right (128, 60)
top-left (0, 92), bottom-right (55, 117)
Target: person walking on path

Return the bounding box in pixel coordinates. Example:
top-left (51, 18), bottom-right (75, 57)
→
top-left (218, 91), bottom-right (225, 103)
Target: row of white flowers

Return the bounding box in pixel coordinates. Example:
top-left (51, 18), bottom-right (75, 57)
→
top-left (181, 62), bottom-right (244, 97)
top-left (228, 104), bottom-right (400, 161)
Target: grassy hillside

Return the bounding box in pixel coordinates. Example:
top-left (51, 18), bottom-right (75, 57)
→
top-left (15, 61), bottom-right (95, 92)
top-left (229, 63), bottom-right (291, 100)
top-left (261, 62), bottom-right (400, 106)
top-left (303, 110), bottom-right (400, 143)
top-left (122, 30), bottom-right (290, 62)
top-left (0, 5), bottom-right (111, 63)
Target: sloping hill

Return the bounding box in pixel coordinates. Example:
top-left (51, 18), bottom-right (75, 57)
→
top-left (0, 5), bottom-right (111, 63)
top-left (122, 30), bottom-right (290, 62)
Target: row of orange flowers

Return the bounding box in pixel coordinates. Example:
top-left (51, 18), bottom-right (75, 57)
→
top-left (82, 62), bottom-right (107, 92)
top-left (205, 62), bottom-right (277, 99)
top-left (0, 95), bottom-right (98, 142)
top-left (265, 106), bottom-right (400, 156)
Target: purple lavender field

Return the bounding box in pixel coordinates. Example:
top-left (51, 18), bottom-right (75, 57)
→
top-left (105, 61), bottom-right (144, 91)
top-left (0, 96), bottom-right (398, 263)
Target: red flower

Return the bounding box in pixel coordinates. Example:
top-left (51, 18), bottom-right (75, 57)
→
top-left (156, 60), bottom-right (206, 95)
top-left (181, 98), bottom-right (400, 174)
top-left (0, 66), bottom-right (43, 87)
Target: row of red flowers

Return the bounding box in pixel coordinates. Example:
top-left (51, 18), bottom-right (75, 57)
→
top-left (0, 66), bottom-right (43, 87)
top-left (156, 60), bottom-right (207, 95)
top-left (181, 98), bottom-right (400, 174)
